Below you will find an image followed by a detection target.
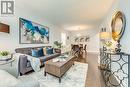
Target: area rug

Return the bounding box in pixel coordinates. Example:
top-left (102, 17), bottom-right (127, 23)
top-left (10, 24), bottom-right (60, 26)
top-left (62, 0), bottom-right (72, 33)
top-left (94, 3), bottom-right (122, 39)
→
top-left (28, 62), bottom-right (88, 87)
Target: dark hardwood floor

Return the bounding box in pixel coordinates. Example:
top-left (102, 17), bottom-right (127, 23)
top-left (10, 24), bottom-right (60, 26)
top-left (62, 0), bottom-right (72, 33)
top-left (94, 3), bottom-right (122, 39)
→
top-left (76, 52), bottom-right (105, 87)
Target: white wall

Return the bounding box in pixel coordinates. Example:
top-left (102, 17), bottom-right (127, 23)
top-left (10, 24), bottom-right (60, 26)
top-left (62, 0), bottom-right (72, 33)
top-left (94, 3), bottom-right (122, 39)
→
top-left (0, 8), bottom-right (68, 52)
top-left (70, 28), bottom-right (100, 53)
top-left (118, 0), bottom-right (130, 53)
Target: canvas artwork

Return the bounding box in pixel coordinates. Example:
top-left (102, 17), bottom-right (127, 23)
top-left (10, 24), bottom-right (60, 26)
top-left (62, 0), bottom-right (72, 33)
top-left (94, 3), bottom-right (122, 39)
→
top-left (19, 18), bottom-right (49, 44)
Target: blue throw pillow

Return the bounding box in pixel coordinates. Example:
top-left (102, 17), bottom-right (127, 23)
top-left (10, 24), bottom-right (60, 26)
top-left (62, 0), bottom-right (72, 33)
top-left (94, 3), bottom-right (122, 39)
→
top-left (46, 48), bottom-right (53, 55)
top-left (31, 48), bottom-right (44, 57)
top-left (31, 49), bottom-right (39, 57)
top-left (38, 48), bottom-right (44, 57)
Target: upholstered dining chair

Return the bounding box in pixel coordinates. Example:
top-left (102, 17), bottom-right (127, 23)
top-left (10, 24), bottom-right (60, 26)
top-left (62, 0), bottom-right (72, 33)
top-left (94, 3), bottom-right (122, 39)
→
top-left (83, 44), bottom-right (87, 53)
top-left (71, 45), bottom-right (80, 58)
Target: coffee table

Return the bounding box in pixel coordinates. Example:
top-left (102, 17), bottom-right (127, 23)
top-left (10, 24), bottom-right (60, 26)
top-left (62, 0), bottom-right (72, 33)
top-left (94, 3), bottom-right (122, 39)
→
top-left (44, 56), bottom-right (75, 83)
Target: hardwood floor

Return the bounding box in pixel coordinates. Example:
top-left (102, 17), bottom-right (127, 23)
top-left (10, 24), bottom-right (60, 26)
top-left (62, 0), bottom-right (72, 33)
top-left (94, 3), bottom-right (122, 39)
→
top-left (76, 52), bottom-right (105, 87)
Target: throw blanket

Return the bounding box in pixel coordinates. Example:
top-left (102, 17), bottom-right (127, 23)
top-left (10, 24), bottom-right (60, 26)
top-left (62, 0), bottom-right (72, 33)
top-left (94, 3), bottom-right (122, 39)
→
top-left (26, 55), bottom-right (41, 72)
top-left (13, 53), bottom-right (41, 72)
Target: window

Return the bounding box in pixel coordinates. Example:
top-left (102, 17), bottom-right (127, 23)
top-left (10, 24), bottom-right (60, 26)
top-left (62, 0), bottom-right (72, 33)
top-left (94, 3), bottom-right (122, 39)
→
top-left (61, 33), bottom-right (66, 46)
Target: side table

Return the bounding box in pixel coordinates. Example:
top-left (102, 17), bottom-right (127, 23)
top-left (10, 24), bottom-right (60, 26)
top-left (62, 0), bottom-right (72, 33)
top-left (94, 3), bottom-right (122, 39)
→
top-left (0, 58), bottom-right (15, 66)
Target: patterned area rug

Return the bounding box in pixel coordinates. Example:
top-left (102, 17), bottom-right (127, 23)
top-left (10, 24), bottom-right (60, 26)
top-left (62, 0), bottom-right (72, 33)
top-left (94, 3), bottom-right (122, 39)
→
top-left (28, 62), bottom-right (88, 87)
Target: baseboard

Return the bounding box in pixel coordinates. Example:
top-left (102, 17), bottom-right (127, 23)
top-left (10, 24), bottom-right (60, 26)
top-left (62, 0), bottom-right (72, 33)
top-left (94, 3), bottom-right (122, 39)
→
top-left (87, 51), bottom-right (99, 54)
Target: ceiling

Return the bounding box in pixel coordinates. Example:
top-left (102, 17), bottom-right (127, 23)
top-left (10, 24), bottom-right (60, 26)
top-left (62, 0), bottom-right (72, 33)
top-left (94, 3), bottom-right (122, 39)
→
top-left (16, 0), bottom-right (115, 31)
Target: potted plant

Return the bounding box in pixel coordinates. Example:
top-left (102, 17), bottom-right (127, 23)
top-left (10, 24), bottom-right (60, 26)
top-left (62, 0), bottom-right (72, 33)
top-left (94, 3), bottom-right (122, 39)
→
top-left (53, 41), bottom-right (62, 53)
top-left (103, 41), bottom-right (112, 51)
top-left (53, 41), bottom-right (62, 48)
top-left (0, 51), bottom-right (10, 60)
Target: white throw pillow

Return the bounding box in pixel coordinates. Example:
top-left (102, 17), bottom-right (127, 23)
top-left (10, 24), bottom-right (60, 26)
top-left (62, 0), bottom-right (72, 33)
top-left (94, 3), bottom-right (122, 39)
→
top-left (0, 69), bottom-right (18, 87)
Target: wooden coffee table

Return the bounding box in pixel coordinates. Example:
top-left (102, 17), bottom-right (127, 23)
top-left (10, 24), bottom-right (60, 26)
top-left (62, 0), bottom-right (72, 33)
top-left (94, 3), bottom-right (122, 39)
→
top-left (44, 56), bottom-right (75, 83)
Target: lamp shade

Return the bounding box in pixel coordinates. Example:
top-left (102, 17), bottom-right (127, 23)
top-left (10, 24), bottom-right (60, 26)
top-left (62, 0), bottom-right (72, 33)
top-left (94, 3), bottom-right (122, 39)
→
top-left (100, 32), bottom-right (110, 40)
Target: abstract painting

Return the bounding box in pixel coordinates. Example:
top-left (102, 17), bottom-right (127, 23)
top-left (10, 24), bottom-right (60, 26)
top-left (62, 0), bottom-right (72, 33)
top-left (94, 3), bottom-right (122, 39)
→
top-left (19, 18), bottom-right (49, 44)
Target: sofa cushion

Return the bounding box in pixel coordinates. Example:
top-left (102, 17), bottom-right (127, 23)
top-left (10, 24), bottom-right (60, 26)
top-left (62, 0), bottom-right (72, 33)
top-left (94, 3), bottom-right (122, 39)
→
top-left (15, 49), bottom-right (32, 55)
top-left (46, 48), bottom-right (53, 55)
top-left (0, 69), bottom-right (18, 87)
top-left (39, 53), bottom-right (60, 62)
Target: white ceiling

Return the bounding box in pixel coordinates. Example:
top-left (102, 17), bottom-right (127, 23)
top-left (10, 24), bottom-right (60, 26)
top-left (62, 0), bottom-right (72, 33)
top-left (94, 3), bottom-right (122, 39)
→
top-left (16, 0), bottom-right (114, 31)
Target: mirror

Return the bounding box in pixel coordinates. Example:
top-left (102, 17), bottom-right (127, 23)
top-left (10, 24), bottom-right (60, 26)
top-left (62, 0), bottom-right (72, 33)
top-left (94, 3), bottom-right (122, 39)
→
top-left (111, 11), bottom-right (126, 41)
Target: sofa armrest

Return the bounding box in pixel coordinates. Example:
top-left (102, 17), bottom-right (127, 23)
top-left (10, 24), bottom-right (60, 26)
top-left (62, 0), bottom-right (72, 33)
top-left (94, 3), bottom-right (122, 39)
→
top-left (19, 55), bottom-right (32, 75)
top-left (54, 48), bottom-right (61, 53)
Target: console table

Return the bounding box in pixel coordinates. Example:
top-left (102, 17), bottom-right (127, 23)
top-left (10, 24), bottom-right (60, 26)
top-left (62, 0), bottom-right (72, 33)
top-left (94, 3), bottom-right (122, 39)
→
top-left (100, 50), bottom-right (130, 87)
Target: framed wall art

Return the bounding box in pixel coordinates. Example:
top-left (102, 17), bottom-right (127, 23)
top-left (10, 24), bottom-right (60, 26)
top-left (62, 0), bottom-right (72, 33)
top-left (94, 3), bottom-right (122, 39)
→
top-left (19, 18), bottom-right (49, 44)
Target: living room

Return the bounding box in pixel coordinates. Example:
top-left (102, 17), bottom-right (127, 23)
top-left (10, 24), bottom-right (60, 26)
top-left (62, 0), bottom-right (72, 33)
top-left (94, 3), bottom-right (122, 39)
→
top-left (0, 0), bottom-right (130, 87)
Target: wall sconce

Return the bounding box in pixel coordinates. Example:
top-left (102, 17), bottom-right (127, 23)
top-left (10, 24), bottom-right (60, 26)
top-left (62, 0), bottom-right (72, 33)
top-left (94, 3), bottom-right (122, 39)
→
top-left (0, 23), bottom-right (10, 33)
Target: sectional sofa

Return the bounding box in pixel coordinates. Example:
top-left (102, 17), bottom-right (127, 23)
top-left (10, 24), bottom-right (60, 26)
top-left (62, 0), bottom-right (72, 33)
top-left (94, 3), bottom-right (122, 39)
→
top-left (15, 46), bottom-right (61, 75)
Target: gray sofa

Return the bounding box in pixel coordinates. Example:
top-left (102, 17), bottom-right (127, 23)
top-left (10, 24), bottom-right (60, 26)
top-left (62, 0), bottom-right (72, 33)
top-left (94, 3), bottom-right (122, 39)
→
top-left (15, 46), bottom-right (61, 75)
